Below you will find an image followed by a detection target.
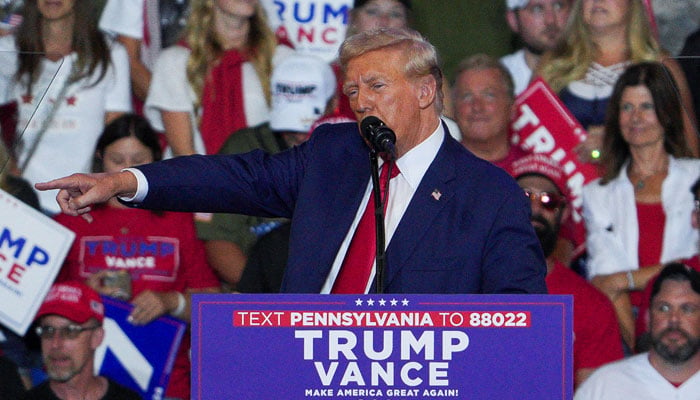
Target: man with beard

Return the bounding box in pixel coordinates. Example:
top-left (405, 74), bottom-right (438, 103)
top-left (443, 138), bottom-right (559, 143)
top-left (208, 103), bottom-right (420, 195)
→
top-left (635, 178), bottom-right (700, 348)
top-left (512, 154), bottom-right (623, 387)
top-left (575, 263), bottom-right (700, 399)
top-left (501, 0), bottom-right (572, 95)
top-left (24, 282), bottom-right (140, 400)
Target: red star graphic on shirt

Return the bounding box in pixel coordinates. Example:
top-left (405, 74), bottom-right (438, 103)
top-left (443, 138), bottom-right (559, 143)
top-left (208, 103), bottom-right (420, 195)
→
top-left (21, 94), bottom-right (33, 104)
top-left (66, 96), bottom-right (77, 106)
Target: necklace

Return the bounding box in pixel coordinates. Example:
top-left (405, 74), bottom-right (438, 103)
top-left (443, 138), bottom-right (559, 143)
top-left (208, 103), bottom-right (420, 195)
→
top-left (631, 160), bottom-right (668, 191)
top-left (634, 176), bottom-right (650, 191)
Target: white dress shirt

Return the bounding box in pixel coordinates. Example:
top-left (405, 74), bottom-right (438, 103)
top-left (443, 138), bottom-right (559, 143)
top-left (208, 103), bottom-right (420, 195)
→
top-left (320, 121), bottom-right (444, 293)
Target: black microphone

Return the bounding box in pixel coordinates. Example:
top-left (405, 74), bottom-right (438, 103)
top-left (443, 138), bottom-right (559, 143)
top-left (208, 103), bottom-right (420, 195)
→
top-left (360, 116), bottom-right (396, 160)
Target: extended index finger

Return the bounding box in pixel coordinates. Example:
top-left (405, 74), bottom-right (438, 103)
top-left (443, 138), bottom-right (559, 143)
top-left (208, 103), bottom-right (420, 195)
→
top-left (35, 174), bottom-right (84, 192)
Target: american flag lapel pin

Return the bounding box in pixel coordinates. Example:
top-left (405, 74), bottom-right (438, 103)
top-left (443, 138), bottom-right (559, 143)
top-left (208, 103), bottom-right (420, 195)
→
top-left (431, 189), bottom-right (442, 201)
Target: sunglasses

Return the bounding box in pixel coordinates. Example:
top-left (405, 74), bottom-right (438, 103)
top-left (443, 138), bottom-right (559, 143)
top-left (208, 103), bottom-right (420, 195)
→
top-left (523, 189), bottom-right (566, 211)
top-left (35, 324), bottom-right (100, 340)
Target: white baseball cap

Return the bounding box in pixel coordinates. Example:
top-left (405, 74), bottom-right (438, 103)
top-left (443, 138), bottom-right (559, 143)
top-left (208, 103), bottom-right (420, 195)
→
top-left (269, 54), bottom-right (337, 133)
top-left (506, 0), bottom-right (530, 10)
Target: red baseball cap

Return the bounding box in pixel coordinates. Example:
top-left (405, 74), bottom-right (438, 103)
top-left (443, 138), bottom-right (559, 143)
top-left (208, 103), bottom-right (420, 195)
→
top-left (511, 154), bottom-right (571, 201)
top-left (35, 282), bottom-right (104, 324)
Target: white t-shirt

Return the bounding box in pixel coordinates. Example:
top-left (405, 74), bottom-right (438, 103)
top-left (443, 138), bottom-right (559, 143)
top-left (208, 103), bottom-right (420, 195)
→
top-left (99, 0), bottom-right (143, 40)
top-left (144, 44), bottom-right (294, 156)
top-left (98, 0), bottom-right (162, 70)
top-left (0, 36), bottom-right (132, 214)
top-left (500, 49), bottom-right (532, 96)
top-left (574, 353), bottom-right (700, 399)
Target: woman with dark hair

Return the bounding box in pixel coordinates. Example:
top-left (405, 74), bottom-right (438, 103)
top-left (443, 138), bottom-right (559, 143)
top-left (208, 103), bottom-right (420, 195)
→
top-left (53, 114), bottom-right (220, 400)
top-left (582, 62), bottom-right (700, 351)
top-left (537, 0), bottom-right (698, 161)
top-left (0, 0), bottom-right (131, 214)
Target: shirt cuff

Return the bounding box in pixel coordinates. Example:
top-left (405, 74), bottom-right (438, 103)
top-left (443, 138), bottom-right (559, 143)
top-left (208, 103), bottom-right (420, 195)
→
top-left (117, 168), bottom-right (149, 203)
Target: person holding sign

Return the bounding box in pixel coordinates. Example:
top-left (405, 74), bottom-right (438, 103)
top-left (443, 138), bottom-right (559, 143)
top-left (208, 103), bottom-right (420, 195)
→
top-left (583, 62), bottom-right (700, 352)
top-left (537, 0), bottom-right (699, 161)
top-left (52, 114), bottom-right (221, 400)
top-left (24, 281), bottom-right (141, 400)
top-left (36, 27), bottom-right (547, 296)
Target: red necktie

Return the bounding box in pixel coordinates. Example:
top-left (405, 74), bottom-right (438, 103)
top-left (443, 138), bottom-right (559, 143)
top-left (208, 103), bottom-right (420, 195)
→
top-left (332, 161), bottom-right (399, 293)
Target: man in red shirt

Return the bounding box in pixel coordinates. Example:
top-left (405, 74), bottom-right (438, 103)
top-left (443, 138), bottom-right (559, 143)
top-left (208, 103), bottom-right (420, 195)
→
top-left (512, 153), bottom-right (624, 387)
top-left (453, 53), bottom-right (529, 174)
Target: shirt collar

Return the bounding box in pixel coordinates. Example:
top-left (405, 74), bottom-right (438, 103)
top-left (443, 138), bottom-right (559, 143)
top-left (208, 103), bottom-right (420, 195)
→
top-left (393, 119), bottom-right (444, 189)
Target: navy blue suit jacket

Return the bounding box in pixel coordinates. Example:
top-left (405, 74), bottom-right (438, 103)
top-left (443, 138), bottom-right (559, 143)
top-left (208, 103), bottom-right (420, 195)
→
top-left (135, 122), bottom-right (547, 294)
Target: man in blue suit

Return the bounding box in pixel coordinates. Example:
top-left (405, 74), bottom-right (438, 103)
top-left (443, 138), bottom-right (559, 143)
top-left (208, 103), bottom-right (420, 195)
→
top-left (37, 28), bottom-right (547, 295)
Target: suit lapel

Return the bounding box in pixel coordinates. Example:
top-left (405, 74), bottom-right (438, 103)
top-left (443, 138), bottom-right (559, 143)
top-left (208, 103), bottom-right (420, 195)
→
top-left (312, 142), bottom-right (372, 277)
top-left (382, 135), bottom-right (458, 289)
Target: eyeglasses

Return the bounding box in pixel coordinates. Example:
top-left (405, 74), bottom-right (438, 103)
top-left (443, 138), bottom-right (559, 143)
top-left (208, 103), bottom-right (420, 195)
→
top-left (523, 189), bottom-right (566, 211)
top-left (35, 324), bottom-right (100, 340)
top-left (694, 199), bottom-right (700, 213)
top-left (651, 302), bottom-right (700, 317)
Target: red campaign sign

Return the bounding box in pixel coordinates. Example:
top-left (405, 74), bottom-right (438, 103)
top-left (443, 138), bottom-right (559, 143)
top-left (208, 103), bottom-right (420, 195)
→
top-left (511, 78), bottom-right (601, 251)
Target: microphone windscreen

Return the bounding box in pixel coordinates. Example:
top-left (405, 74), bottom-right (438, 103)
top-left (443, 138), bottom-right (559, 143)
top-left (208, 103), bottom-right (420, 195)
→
top-left (360, 116), bottom-right (383, 139)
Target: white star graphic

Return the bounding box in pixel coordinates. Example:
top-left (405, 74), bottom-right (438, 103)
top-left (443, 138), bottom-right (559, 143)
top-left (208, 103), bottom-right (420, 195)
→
top-left (367, 299), bottom-right (375, 306)
top-left (401, 298), bottom-right (409, 306)
top-left (378, 299), bottom-right (387, 306)
top-left (390, 298), bottom-right (398, 306)
top-left (355, 298), bottom-right (363, 306)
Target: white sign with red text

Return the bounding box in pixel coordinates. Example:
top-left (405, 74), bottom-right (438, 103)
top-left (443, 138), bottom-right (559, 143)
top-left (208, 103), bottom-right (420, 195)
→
top-left (0, 189), bottom-right (75, 335)
top-left (511, 78), bottom-right (600, 251)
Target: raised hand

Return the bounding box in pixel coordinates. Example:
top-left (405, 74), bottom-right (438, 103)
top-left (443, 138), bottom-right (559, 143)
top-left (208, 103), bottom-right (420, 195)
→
top-left (35, 171), bottom-right (138, 215)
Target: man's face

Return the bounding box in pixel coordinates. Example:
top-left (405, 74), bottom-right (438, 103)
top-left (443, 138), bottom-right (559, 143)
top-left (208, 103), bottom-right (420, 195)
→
top-left (38, 315), bottom-right (102, 383)
top-left (517, 174), bottom-right (565, 258)
top-left (344, 47), bottom-right (430, 155)
top-left (508, 0), bottom-right (571, 54)
top-left (454, 68), bottom-right (514, 145)
top-left (351, 0), bottom-right (409, 33)
top-left (649, 280), bottom-right (700, 364)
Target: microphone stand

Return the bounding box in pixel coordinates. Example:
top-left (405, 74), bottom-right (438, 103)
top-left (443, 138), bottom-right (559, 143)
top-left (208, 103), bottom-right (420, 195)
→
top-left (369, 151), bottom-right (388, 294)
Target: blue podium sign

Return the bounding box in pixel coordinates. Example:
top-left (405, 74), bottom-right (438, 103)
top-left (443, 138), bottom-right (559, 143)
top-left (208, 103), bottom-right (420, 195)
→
top-left (192, 294), bottom-right (573, 400)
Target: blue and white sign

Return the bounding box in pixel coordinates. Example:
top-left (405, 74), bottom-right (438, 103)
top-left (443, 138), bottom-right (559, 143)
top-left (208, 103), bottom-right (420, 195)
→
top-left (192, 294), bottom-right (574, 399)
top-left (262, 0), bottom-right (352, 61)
top-left (0, 188), bottom-right (74, 335)
top-left (97, 296), bottom-right (186, 400)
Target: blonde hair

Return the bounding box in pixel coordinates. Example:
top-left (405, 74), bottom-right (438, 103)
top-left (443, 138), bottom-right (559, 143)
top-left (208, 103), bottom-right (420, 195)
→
top-left (539, 0), bottom-right (661, 92)
top-left (184, 0), bottom-right (278, 112)
top-left (339, 27), bottom-right (444, 113)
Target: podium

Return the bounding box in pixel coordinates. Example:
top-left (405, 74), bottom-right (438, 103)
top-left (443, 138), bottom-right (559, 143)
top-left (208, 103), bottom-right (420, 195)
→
top-left (192, 294), bottom-right (572, 399)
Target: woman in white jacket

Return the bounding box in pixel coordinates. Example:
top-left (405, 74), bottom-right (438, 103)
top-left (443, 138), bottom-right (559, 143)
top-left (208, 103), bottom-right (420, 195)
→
top-left (583, 62), bottom-right (700, 352)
